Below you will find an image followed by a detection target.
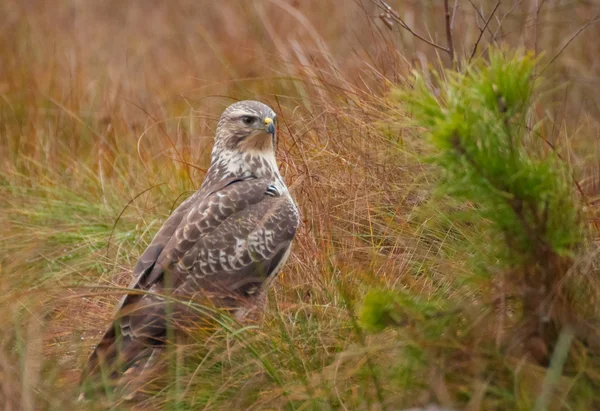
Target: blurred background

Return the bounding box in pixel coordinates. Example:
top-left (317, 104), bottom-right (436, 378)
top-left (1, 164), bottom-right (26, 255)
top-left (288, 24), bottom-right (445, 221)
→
top-left (2, 0), bottom-right (600, 409)
top-left (2, 1), bottom-right (600, 167)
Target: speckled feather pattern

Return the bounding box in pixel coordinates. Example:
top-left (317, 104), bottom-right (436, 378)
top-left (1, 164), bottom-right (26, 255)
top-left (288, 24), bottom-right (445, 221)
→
top-left (82, 101), bottom-right (299, 389)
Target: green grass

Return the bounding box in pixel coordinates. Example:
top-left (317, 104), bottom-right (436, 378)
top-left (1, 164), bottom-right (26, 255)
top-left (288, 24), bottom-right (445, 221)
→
top-left (2, 1), bottom-right (600, 410)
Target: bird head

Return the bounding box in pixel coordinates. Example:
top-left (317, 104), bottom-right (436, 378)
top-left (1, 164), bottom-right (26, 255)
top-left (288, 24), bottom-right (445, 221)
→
top-left (213, 100), bottom-right (277, 156)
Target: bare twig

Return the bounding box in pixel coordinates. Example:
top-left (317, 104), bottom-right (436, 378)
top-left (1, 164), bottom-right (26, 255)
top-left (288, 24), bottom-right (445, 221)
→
top-left (372, 0), bottom-right (450, 55)
top-left (469, 1), bottom-right (501, 63)
top-left (450, 0), bottom-right (459, 30)
top-left (483, 0), bottom-right (525, 54)
top-left (467, 0), bottom-right (495, 38)
top-left (444, 0), bottom-right (454, 65)
top-left (540, 13), bottom-right (600, 75)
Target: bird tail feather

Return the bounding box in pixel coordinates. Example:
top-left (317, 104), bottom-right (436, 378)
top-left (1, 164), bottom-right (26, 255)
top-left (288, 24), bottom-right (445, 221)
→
top-left (79, 324), bottom-right (164, 401)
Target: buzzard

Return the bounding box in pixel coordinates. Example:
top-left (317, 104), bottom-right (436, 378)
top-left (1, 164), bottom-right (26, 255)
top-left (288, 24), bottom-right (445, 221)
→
top-left (81, 100), bottom-right (299, 395)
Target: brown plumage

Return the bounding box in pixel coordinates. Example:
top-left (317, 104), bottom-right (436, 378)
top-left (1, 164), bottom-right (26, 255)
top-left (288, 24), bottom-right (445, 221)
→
top-left (80, 101), bottom-right (299, 398)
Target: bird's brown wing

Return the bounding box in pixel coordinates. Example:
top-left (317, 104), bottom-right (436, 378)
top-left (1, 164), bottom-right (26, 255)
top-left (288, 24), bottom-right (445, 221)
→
top-left (83, 176), bottom-right (298, 383)
top-left (114, 175), bottom-right (251, 311)
top-left (173, 187), bottom-right (299, 303)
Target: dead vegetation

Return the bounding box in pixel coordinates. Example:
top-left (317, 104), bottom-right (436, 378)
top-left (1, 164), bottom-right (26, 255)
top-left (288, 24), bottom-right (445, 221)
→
top-left (2, 0), bottom-right (600, 409)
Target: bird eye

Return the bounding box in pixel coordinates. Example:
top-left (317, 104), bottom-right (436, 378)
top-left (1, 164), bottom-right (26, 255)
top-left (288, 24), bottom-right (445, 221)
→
top-left (241, 116), bottom-right (255, 126)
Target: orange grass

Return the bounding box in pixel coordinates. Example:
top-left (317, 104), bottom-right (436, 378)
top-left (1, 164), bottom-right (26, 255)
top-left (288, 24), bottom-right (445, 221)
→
top-left (2, 1), bottom-right (600, 409)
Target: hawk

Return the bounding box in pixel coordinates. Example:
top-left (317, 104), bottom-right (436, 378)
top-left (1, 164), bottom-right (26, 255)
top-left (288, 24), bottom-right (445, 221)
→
top-left (81, 100), bottom-right (299, 395)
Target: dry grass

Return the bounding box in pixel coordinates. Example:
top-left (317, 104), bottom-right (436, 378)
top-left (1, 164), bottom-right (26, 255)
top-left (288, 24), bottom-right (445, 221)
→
top-left (2, 0), bottom-right (600, 409)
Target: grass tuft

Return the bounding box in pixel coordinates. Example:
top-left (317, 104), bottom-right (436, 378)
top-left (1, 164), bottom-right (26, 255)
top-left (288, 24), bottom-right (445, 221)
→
top-left (3, 1), bottom-right (600, 410)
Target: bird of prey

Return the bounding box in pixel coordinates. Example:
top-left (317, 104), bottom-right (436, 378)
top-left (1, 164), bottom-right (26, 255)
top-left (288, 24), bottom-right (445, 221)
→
top-left (81, 100), bottom-right (299, 395)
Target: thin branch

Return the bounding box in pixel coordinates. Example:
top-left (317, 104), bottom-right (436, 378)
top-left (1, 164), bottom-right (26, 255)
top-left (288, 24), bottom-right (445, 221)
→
top-left (450, 0), bottom-right (459, 30)
top-left (469, 1), bottom-right (501, 63)
top-left (483, 0), bottom-right (525, 54)
top-left (539, 13), bottom-right (600, 75)
top-left (467, 0), bottom-right (495, 38)
top-left (373, 0), bottom-right (450, 54)
top-left (444, 0), bottom-right (455, 65)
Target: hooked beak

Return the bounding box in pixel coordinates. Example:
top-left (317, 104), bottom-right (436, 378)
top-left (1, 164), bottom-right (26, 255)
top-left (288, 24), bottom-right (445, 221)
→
top-left (264, 117), bottom-right (275, 135)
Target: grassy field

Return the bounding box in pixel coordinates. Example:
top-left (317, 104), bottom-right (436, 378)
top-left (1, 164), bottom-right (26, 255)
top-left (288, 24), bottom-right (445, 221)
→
top-left (2, 1), bottom-right (600, 409)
